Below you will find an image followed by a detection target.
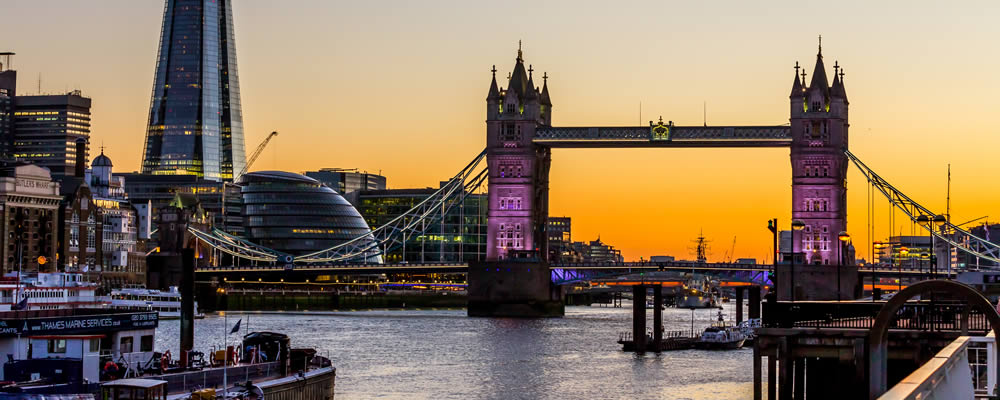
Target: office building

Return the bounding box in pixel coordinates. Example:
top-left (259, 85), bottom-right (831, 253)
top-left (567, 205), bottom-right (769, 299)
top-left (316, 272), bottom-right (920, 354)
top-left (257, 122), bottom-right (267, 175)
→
top-left (568, 238), bottom-right (624, 263)
top-left (357, 186), bottom-right (487, 263)
top-left (0, 162), bottom-right (61, 275)
top-left (56, 151), bottom-right (147, 286)
top-left (12, 92), bottom-right (91, 178)
top-left (241, 171), bottom-right (375, 257)
top-left (119, 173), bottom-right (241, 237)
top-left (546, 217), bottom-right (573, 262)
top-left (873, 236), bottom-right (931, 270)
top-left (0, 52), bottom-right (14, 159)
top-left (142, 0), bottom-right (246, 181)
top-left (304, 168), bottom-right (387, 206)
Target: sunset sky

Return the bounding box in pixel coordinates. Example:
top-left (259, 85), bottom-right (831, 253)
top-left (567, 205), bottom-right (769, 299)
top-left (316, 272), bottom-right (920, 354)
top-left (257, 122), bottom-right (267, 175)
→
top-left (3, 1), bottom-right (999, 262)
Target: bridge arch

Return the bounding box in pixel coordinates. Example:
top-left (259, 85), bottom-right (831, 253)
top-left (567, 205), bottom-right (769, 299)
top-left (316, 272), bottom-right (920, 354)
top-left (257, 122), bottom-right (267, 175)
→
top-left (867, 279), bottom-right (1000, 399)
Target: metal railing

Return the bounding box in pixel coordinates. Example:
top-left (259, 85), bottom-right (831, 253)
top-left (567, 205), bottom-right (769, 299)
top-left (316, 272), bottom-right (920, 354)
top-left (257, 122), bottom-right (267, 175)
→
top-left (764, 300), bottom-right (993, 333)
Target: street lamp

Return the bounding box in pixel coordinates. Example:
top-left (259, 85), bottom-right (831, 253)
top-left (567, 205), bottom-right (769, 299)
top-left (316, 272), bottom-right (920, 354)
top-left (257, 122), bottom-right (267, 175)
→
top-left (791, 220), bottom-right (806, 301)
top-left (767, 218), bottom-right (778, 275)
top-left (899, 247), bottom-right (908, 291)
top-left (838, 231), bottom-right (850, 302)
top-left (933, 215), bottom-right (948, 278)
top-left (916, 215), bottom-right (932, 278)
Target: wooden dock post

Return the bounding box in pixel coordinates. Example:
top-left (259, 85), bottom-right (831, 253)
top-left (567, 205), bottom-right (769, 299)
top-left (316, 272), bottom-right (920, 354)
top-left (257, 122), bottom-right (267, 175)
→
top-left (749, 286), bottom-right (761, 320)
top-left (779, 337), bottom-right (791, 400)
top-left (753, 342), bottom-right (763, 400)
top-left (793, 358), bottom-right (804, 400)
top-left (736, 287), bottom-right (744, 324)
top-left (653, 284), bottom-right (662, 350)
top-left (768, 354), bottom-right (777, 400)
top-left (632, 285), bottom-right (647, 352)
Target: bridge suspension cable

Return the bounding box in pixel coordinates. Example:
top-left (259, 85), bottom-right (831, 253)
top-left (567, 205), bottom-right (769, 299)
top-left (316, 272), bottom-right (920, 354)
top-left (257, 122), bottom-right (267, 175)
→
top-left (187, 227), bottom-right (286, 263)
top-left (189, 149), bottom-right (489, 265)
top-left (845, 149), bottom-right (1000, 267)
top-left (295, 149), bottom-right (488, 264)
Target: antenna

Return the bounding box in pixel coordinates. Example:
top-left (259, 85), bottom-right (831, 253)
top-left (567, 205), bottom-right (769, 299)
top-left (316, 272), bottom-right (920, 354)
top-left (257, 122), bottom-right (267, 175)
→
top-left (946, 164), bottom-right (951, 222)
top-left (703, 101), bottom-right (707, 126)
top-left (37, 73), bottom-right (41, 94)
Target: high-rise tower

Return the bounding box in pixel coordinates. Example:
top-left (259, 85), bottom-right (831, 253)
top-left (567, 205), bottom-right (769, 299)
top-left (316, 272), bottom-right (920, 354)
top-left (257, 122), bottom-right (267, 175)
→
top-left (789, 39), bottom-right (849, 265)
top-left (142, 0), bottom-right (246, 182)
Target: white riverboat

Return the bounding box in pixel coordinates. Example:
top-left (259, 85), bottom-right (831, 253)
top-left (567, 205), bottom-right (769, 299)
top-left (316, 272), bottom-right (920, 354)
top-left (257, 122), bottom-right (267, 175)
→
top-left (109, 287), bottom-right (204, 319)
top-left (0, 272), bottom-right (109, 311)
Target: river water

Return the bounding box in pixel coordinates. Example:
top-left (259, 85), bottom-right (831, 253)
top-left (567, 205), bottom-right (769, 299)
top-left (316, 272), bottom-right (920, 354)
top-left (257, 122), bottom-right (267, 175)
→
top-left (155, 303), bottom-right (762, 399)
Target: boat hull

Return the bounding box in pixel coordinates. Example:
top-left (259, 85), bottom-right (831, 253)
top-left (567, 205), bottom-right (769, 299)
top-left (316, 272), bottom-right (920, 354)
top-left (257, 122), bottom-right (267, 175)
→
top-left (694, 338), bottom-right (745, 350)
top-left (675, 294), bottom-right (718, 309)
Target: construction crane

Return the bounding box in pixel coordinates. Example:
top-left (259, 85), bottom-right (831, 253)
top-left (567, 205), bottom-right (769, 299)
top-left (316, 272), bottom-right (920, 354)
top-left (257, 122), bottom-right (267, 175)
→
top-left (236, 131), bottom-right (278, 181)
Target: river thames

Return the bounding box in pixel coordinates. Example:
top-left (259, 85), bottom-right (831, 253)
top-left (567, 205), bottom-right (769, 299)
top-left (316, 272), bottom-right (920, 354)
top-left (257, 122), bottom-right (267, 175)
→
top-left (156, 303), bottom-right (761, 399)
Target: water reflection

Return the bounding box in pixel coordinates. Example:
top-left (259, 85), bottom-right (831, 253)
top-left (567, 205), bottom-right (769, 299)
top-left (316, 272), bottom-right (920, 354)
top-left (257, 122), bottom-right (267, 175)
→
top-left (156, 304), bottom-right (759, 399)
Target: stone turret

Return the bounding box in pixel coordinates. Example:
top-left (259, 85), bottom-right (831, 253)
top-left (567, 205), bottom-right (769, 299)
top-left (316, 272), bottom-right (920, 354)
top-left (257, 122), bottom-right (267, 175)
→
top-left (789, 37), bottom-right (850, 267)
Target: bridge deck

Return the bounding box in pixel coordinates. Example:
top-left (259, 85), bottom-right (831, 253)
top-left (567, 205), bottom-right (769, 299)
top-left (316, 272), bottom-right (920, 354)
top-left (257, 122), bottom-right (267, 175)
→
top-left (533, 125), bottom-right (792, 148)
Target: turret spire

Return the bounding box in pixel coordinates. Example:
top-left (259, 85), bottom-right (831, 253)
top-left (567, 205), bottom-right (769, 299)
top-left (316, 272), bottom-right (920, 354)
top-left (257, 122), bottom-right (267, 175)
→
top-left (808, 38), bottom-right (830, 97)
top-left (790, 61), bottom-right (803, 97)
top-left (818, 34), bottom-right (822, 56)
top-left (525, 64), bottom-right (539, 101)
top-left (487, 65), bottom-right (500, 100)
top-left (540, 72), bottom-right (551, 106)
top-left (517, 40), bottom-right (523, 62)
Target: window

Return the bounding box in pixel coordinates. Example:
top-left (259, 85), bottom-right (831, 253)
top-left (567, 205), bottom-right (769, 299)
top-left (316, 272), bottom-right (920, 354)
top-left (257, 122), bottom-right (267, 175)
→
top-left (89, 338), bottom-right (100, 352)
top-left (969, 342), bottom-right (989, 392)
top-left (499, 197), bottom-right (522, 210)
top-left (120, 336), bottom-right (133, 353)
top-left (48, 339), bottom-right (67, 354)
top-left (140, 335), bottom-right (153, 352)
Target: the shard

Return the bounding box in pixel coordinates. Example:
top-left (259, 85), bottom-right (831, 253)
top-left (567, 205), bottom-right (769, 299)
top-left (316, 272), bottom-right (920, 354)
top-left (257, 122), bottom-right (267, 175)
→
top-left (142, 0), bottom-right (246, 181)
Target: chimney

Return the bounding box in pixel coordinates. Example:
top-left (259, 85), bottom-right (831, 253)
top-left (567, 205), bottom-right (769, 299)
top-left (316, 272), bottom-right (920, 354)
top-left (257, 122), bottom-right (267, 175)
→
top-left (75, 138), bottom-right (87, 178)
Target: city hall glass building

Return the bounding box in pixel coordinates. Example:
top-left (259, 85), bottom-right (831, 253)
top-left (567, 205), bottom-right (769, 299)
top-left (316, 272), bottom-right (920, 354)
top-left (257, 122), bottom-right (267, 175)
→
top-left (142, 0), bottom-right (246, 182)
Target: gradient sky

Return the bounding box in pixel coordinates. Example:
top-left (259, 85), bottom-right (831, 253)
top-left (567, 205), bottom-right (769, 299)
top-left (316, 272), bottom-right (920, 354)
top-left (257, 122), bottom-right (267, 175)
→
top-left (3, 1), bottom-right (999, 262)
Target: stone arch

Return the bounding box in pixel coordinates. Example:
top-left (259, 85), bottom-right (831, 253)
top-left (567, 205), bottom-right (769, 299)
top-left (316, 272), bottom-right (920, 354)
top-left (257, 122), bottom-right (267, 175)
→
top-left (868, 280), bottom-right (1000, 399)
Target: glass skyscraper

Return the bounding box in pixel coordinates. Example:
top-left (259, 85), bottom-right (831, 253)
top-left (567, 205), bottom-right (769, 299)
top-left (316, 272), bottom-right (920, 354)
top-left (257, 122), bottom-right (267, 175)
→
top-left (142, 0), bottom-right (246, 182)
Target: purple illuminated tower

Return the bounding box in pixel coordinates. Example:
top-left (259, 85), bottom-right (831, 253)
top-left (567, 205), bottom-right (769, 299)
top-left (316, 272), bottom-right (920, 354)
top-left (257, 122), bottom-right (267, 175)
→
top-left (485, 45), bottom-right (552, 261)
top-left (789, 40), bottom-right (849, 265)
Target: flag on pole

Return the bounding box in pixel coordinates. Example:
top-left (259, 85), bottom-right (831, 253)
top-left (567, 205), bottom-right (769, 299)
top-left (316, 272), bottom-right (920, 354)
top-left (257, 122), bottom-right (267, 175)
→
top-left (11, 296), bottom-right (27, 311)
top-left (230, 318), bottom-right (241, 334)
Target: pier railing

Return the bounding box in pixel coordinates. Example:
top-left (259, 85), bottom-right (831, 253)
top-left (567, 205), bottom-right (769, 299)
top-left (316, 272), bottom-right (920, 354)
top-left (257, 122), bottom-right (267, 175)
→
top-left (764, 300), bottom-right (992, 333)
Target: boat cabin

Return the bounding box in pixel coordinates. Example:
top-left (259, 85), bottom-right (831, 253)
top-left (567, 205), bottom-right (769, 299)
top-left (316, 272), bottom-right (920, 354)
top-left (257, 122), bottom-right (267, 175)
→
top-left (101, 378), bottom-right (167, 400)
top-left (0, 309), bottom-right (158, 385)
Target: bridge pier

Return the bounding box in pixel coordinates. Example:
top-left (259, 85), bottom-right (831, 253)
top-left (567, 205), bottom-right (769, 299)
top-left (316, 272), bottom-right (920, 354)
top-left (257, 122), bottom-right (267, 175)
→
top-left (653, 284), bottom-right (662, 346)
top-left (467, 255), bottom-right (564, 318)
top-left (632, 285), bottom-right (647, 352)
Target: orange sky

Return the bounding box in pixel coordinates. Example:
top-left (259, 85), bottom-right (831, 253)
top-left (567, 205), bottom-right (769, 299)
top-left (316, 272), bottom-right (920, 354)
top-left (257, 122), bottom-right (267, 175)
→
top-left (3, 1), bottom-right (999, 262)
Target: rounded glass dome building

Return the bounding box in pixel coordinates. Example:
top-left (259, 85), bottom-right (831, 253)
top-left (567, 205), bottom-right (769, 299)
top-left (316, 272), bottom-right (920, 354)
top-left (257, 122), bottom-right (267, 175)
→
top-left (240, 171), bottom-right (376, 258)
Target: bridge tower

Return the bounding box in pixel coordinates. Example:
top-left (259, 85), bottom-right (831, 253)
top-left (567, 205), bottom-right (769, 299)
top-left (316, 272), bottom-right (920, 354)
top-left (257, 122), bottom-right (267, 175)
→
top-left (469, 45), bottom-right (562, 317)
top-left (485, 44), bottom-right (552, 261)
top-left (789, 40), bottom-right (850, 266)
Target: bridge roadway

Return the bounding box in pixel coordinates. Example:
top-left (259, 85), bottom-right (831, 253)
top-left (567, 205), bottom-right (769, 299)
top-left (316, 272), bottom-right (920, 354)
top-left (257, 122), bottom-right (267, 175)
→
top-left (532, 125), bottom-right (792, 148)
top-left (196, 261), bottom-right (932, 281)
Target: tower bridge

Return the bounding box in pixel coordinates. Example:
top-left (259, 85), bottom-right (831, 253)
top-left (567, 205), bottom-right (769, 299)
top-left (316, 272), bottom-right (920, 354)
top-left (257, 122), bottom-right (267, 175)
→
top-left (186, 41), bottom-right (1000, 318)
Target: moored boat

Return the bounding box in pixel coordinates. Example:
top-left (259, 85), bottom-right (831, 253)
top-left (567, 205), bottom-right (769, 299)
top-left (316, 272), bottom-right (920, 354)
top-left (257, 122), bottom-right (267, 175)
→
top-left (694, 311), bottom-right (746, 350)
top-left (0, 272), bottom-right (109, 311)
top-left (694, 325), bottom-right (746, 350)
top-left (109, 287), bottom-right (205, 319)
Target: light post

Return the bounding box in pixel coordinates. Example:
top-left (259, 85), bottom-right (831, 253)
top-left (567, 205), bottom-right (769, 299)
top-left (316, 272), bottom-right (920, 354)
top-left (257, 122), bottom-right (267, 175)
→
top-left (933, 215), bottom-right (947, 278)
top-left (838, 231), bottom-right (850, 302)
top-left (791, 220), bottom-right (806, 301)
top-left (916, 215), bottom-right (932, 278)
top-left (899, 247), bottom-right (909, 291)
top-left (767, 218), bottom-right (778, 278)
